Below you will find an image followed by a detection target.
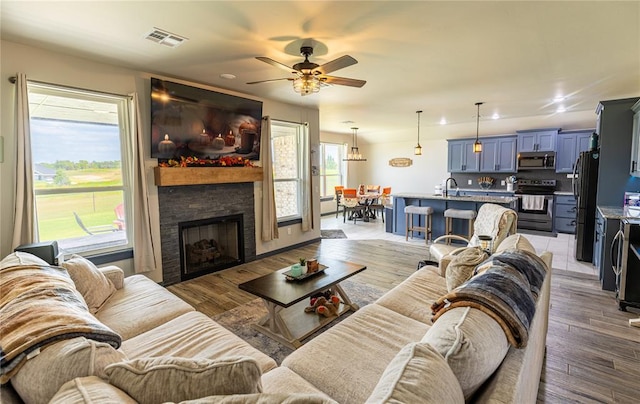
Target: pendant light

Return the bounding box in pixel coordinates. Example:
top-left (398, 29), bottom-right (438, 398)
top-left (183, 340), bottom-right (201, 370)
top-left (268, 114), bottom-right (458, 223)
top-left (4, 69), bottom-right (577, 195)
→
top-left (343, 127), bottom-right (367, 161)
top-left (473, 102), bottom-right (483, 153)
top-left (414, 110), bottom-right (423, 155)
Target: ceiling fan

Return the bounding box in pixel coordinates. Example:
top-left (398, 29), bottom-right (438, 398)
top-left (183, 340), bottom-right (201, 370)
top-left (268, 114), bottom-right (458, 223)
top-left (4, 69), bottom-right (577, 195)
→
top-left (247, 46), bottom-right (366, 95)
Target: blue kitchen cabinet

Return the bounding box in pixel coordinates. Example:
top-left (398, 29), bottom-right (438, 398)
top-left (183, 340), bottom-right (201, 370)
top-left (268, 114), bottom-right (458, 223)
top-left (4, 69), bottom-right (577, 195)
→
top-left (516, 129), bottom-right (559, 152)
top-left (448, 139), bottom-right (479, 173)
top-left (556, 130), bottom-right (593, 173)
top-left (554, 194), bottom-right (577, 233)
top-left (479, 135), bottom-right (517, 173)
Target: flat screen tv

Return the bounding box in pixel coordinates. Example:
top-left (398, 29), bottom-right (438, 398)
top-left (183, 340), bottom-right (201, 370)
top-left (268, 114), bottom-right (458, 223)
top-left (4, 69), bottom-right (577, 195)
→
top-left (150, 77), bottom-right (263, 160)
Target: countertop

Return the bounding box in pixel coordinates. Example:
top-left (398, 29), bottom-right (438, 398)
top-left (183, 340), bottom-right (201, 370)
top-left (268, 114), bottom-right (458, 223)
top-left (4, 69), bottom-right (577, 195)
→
top-left (394, 193), bottom-right (517, 204)
top-left (598, 205), bottom-right (640, 220)
top-left (455, 188), bottom-right (514, 194)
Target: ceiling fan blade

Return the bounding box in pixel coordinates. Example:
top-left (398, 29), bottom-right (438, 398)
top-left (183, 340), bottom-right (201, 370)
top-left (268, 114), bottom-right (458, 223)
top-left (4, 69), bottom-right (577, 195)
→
top-left (321, 75), bottom-right (366, 88)
top-left (255, 57), bottom-right (296, 73)
top-left (246, 78), bottom-right (293, 85)
top-left (315, 55), bottom-right (358, 75)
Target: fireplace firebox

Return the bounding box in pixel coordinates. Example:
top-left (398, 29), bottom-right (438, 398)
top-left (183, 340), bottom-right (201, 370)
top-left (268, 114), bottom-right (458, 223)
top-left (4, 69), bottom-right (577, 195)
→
top-left (178, 214), bottom-right (244, 281)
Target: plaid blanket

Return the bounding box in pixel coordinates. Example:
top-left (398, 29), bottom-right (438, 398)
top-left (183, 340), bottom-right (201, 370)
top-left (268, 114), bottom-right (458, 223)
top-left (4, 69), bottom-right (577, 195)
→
top-left (431, 250), bottom-right (547, 348)
top-left (0, 264), bottom-right (122, 383)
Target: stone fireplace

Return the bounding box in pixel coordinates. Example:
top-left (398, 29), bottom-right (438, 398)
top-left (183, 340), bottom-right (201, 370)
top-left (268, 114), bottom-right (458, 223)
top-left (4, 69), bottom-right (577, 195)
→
top-left (157, 182), bottom-right (256, 286)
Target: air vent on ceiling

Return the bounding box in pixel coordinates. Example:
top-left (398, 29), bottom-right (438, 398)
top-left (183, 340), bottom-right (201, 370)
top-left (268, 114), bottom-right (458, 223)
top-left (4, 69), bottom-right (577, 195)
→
top-left (145, 28), bottom-right (188, 48)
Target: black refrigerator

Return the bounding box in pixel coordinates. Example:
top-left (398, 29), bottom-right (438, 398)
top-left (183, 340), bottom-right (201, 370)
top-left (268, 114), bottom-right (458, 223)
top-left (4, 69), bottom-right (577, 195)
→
top-left (573, 150), bottom-right (600, 262)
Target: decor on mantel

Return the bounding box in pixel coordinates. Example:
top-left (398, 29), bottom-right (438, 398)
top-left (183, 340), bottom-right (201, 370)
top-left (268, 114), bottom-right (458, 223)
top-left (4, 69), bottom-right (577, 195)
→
top-left (155, 156), bottom-right (262, 187)
top-left (159, 155), bottom-right (255, 168)
top-left (473, 102), bottom-right (484, 153)
top-left (343, 127), bottom-right (367, 162)
top-left (415, 110), bottom-right (423, 155)
top-left (389, 157), bottom-right (413, 167)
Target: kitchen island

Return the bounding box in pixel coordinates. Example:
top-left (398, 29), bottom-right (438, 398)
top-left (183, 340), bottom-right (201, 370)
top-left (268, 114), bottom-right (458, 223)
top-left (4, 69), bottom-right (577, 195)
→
top-left (391, 193), bottom-right (517, 240)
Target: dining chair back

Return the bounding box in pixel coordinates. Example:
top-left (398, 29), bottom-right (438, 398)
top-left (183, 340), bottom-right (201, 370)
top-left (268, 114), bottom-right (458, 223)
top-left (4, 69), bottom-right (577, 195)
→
top-left (334, 186), bottom-right (345, 218)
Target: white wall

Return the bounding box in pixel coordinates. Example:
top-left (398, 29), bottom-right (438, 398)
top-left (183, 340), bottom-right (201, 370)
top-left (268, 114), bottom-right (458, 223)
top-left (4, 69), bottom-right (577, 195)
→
top-left (0, 40), bottom-right (321, 281)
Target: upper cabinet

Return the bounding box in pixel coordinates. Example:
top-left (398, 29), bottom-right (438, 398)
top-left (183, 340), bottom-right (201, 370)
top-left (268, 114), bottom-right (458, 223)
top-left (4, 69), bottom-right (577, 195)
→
top-left (630, 100), bottom-right (640, 177)
top-left (555, 130), bottom-right (593, 173)
top-left (447, 139), bottom-right (479, 173)
top-left (448, 135), bottom-right (516, 173)
top-left (479, 135), bottom-right (517, 173)
top-left (516, 129), bottom-right (559, 152)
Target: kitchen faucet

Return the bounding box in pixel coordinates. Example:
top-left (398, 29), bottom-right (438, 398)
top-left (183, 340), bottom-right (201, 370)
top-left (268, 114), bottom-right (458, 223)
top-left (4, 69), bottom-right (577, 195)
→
top-left (444, 176), bottom-right (458, 198)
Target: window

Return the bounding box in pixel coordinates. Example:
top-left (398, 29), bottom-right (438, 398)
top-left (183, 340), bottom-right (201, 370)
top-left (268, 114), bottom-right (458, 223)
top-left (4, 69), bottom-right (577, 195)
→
top-left (28, 82), bottom-right (133, 255)
top-left (270, 120), bottom-right (308, 222)
top-left (319, 142), bottom-right (347, 197)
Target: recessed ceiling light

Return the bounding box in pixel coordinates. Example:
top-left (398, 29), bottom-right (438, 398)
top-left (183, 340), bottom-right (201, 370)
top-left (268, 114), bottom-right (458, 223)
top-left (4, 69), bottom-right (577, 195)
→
top-left (492, 113), bottom-right (500, 120)
top-left (439, 117), bottom-right (447, 125)
top-left (342, 120), bottom-right (355, 124)
top-left (220, 73), bottom-right (236, 80)
top-left (556, 105), bottom-right (566, 113)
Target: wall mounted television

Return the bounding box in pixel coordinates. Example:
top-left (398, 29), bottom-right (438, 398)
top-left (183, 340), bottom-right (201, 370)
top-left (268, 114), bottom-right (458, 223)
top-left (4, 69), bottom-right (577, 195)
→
top-left (150, 77), bottom-right (263, 160)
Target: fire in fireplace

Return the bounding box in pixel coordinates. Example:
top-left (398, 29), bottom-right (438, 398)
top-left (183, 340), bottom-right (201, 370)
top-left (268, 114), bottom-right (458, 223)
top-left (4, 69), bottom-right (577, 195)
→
top-left (178, 214), bottom-right (244, 281)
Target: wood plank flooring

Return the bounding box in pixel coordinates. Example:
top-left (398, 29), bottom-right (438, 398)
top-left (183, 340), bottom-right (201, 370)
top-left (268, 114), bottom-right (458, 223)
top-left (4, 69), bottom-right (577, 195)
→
top-left (168, 237), bottom-right (640, 403)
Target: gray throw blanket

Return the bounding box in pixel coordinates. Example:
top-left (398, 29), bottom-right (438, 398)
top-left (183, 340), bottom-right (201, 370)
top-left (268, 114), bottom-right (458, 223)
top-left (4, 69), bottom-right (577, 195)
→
top-left (432, 250), bottom-right (547, 348)
top-left (0, 264), bottom-right (122, 383)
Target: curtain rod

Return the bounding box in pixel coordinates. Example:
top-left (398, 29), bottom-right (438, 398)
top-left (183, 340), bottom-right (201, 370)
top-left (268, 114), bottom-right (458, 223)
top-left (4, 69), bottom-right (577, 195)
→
top-left (8, 76), bottom-right (129, 98)
top-left (266, 116), bottom-right (309, 126)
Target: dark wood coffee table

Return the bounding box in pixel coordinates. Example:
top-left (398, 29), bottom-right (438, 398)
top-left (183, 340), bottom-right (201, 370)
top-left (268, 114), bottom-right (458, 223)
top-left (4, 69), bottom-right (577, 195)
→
top-left (238, 258), bottom-right (367, 349)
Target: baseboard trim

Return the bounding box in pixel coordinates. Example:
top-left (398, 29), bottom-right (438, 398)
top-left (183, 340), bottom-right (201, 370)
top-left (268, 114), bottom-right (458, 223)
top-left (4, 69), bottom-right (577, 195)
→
top-left (255, 237), bottom-right (322, 260)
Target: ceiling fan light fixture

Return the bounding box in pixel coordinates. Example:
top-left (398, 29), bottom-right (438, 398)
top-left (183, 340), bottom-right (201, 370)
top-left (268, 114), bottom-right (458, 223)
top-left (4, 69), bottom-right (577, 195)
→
top-left (343, 127), bottom-right (367, 161)
top-left (293, 75), bottom-right (320, 95)
top-left (474, 102), bottom-right (484, 153)
top-left (415, 110), bottom-right (423, 156)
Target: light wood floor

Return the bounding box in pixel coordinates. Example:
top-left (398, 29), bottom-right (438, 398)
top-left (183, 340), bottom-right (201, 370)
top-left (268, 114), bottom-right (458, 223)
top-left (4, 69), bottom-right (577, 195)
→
top-left (168, 218), bottom-right (640, 403)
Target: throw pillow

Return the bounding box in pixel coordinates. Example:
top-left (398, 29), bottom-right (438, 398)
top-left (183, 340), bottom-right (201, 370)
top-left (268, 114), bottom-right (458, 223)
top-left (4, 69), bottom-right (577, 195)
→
top-left (365, 342), bottom-right (464, 404)
top-left (62, 254), bottom-right (116, 313)
top-left (421, 306), bottom-right (509, 399)
top-left (50, 376), bottom-right (137, 404)
top-left (495, 233), bottom-right (537, 255)
top-left (11, 337), bottom-right (127, 404)
top-left (105, 356), bottom-right (263, 404)
top-left (180, 393), bottom-right (338, 404)
top-left (0, 251), bottom-right (49, 269)
top-left (445, 247), bottom-right (489, 291)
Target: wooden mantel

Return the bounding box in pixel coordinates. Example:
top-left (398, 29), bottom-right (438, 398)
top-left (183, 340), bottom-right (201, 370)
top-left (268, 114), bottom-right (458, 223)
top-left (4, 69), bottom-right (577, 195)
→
top-left (154, 166), bottom-right (263, 186)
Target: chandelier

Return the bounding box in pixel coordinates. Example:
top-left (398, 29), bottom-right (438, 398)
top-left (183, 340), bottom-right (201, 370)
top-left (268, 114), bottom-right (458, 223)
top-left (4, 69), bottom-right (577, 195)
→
top-left (415, 110), bottom-right (423, 155)
top-left (343, 127), bottom-right (367, 161)
top-left (473, 102), bottom-right (484, 153)
top-left (292, 75), bottom-right (321, 95)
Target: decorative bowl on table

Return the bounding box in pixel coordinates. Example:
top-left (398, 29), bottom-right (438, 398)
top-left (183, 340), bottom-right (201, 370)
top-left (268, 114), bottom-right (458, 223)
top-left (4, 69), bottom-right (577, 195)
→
top-left (477, 177), bottom-right (495, 189)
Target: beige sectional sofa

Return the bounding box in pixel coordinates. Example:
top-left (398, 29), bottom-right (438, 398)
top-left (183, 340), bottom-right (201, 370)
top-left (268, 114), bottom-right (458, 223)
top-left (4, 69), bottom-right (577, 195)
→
top-left (1, 233), bottom-right (551, 403)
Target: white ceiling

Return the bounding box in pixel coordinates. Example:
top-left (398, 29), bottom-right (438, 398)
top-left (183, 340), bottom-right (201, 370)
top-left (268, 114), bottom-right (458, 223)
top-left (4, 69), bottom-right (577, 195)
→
top-left (2, 1), bottom-right (639, 143)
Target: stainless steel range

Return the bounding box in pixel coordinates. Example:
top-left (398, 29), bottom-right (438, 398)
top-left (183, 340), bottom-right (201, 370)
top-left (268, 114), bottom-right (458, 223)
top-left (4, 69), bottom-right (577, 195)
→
top-left (514, 179), bottom-right (556, 232)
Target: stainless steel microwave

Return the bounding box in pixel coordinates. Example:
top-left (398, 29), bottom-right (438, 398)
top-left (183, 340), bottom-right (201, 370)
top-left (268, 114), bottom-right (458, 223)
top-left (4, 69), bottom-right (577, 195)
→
top-left (517, 151), bottom-right (556, 170)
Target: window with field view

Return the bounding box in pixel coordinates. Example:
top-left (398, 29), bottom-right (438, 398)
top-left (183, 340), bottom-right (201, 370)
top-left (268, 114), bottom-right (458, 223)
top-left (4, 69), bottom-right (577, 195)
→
top-left (271, 121), bottom-right (308, 221)
top-left (319, 143), bottom-right (346, 197)
top-left (28, 83), bottom-right (133, 255)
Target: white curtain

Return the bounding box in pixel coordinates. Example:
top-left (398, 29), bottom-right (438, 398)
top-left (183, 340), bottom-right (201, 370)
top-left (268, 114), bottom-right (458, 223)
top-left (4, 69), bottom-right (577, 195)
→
top-left (129, 93), bottom-right (158, 273)
top-left (11, 73), bottom-right (37, 249)
top-left (260, 116), bottom-right (279, 241)
top-left (300, 123), bottom-right (313, 231)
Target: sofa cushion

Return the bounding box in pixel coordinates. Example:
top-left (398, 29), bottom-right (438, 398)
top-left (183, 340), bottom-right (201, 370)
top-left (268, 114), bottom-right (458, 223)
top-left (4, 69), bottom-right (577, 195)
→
top-left (94, 274), bottom-right (194, 340)
top-left (179, 393), bottom-right (338, 404)
top-left (375, 266), bottom-right (447, 324)
top-left (365, 342), bottom-right (465, 404)
top-left (282, 304), bottom-right (429, 404)
top-left (421, 306), bottom-right (509, 399)
top-left (261, 367), bottom-right (335, 398)
top-left (62, 254), bottom-right (116, 313)
top-left (105, 356), bottom-right (263, 404)
top-left (122, 311), bottom-right (277, 373)
top-left (49, 376), bottom-right (136, 404)
top-left (445, 247), bottom-right (489, 291)
top-left (0, 252), bottom-right (49, 269)
top-left (495, 233), bottom-right (537, 255)
top-left (11, 337), bottom-right (127, 404)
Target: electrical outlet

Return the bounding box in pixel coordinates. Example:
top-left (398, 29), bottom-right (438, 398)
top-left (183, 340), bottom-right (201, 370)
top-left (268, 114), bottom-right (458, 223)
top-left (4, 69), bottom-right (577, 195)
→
top-left (287, 228), bottom-right (292, 235)
top-left (468, 179), bottom-right (472, 185)
top-left (501, 180), bottom-right (506, 186)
